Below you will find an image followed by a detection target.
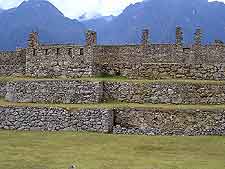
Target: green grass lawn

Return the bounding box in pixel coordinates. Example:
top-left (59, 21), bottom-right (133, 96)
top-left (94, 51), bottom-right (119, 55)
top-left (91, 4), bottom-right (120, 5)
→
top-left (0, 131), bottom-right (225, 169)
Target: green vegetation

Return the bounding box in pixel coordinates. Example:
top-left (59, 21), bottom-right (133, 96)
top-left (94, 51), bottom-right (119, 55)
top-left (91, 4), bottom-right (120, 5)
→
top-left (0, 130), bottom-right (224, 169)
top-left (2, 99), bottom-right (225, 111)
top-left (95, 71), bottom-right (128, 79)
top-left (1, 75), bottom-right (225, 85)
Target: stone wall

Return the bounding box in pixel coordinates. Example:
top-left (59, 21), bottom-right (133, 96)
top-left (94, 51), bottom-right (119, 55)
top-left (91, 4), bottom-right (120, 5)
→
top-left (21, 43), bottom-right (225, 79)
top-left (0, 106), bottom-right (225, 136)
top-left (96, 63), bottom-right (225, 80)
top-left (5, 80), bottom-right (103, 104)
top-left (0, 50), bottom-right (26, 76)
top-left (93, 44), bottom-right (208, 66)
top-left (4, 79), bottom-right (225, 104)
top-left (103, 81), bottom-right (225, 104)
top-left (0, 81), bottom-right (6, 98)
top-left (113, 108), bottom-right (225, 136)
top-left (130, 63), bottom-right (224, 80)
top-left (0, 65), bottom-right (26, 76)
top-left (0, 106), bottom-right (113, 133)
top-left (25, 45), bottom-right (95, 78)
top-left (1, 29), bottom-right (225, 79)
top-left (93, 44), bottom-right (184, 66)
top-left (192, 45), bottom-right (225, 64)
top-left (0, 51), bottom-right (25, 65)
top-left (93, 45), bottom-right (225, 80)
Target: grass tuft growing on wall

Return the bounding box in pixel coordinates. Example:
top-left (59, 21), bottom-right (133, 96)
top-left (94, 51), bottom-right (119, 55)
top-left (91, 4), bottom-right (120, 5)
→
top-left (1, 75), bottom-right (225, 85)
top-left (1, 99), bottom-right (225, 111)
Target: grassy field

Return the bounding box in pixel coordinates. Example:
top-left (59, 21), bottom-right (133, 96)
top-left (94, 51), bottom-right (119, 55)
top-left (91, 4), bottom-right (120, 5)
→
top-left (0, 131), bottom-right (224, 169)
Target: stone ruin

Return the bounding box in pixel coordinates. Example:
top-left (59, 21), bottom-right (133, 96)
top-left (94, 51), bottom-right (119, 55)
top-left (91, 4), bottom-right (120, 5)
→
top-left (0, 27), bottom-right (225, 136)
top-left (1, 26), bottom-right (225, 80)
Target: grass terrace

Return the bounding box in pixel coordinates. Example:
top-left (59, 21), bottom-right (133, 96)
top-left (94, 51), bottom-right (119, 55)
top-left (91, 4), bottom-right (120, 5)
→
top-left (0, 131), bottom-right (225, 169)
top-left (1, 75), bottom-right (225, 85)
top-left (2, 99), bottom-right (225, 111)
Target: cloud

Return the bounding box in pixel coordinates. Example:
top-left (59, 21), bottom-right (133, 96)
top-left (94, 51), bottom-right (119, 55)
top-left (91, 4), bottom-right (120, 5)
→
top-left (0, 0), bottom-right (23, 9)
top-left (0, 0), bottom-right (143, 19)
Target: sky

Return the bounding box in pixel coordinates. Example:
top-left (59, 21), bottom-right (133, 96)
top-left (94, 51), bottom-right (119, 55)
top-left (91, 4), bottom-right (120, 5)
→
top-left (0, 0), bottom-right (144, 19)
top-left (0, 0), bottom-right (224, 19)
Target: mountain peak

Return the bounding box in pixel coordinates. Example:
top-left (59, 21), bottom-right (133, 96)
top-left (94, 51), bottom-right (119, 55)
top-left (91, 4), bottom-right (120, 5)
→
top-left (20, 0), bottom-right (49, 6)
top-left (0, 0), bottom-right (85, 50)
top-left (17, 0), bottom-right (64, 17)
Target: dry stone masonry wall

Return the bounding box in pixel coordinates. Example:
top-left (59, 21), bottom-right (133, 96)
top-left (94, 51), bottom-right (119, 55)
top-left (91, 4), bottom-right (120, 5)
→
top-left (4, 79), bottom-right (225, 105)
top-left (0, 50), bottom-right (26, 76)
top-left (0, 81), bottom-right (7, 98)
top-left (26, 45), bottom-right (95, 78)
top-left (113, 108), bottom-right (225, 136)
top-left (0, 106), bottom-right (114, 133)
top-left (103, 81), bottom-right (225, 104)
top-left (128, 63), bottom-right (225, 80)
top-left (97, 63), bottom-right (225, 80)
top-left (5, 80), bottom-right (103, 104)
top-left (0, 106), bottom-right (225, 136)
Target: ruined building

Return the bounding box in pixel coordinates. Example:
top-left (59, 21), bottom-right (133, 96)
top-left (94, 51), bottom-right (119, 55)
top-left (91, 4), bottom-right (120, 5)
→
top-left (0, 27), bottom-right (225, 136)
top-left (0, 26), bottom-right (225, 80)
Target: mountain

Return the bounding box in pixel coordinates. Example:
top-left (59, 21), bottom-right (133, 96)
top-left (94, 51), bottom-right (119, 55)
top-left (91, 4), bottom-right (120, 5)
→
top-left (1, 0), bottom-right (225, 50)
top-left (85, 0), bottom-right (225, 44)
top-left (82, 15), bottom-right (115, 31)
top-left (0, 0), bottom-right (85, 50)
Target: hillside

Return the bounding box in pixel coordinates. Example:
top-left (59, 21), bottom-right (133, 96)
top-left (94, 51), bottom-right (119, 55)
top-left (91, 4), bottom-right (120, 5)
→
top-left (84, 0), bottom-right (225, 44)
top-left (0, 0), bottom-right (85, 50)
top-left (2, 0), bottom-right (225, 49)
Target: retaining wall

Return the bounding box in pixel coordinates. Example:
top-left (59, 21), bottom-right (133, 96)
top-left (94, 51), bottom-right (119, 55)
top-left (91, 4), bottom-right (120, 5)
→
top-left (103, 81), bottom-right (225, 104)
top-left (113, 108), bottom-right (225, 136)
top-left (95, 63), bottom-right (225, 80)
top-left (0, 106), bottom-right (113, 133)
top-left (4, 80), bottom-right (225, 104)
top-left (93, 45), bottom-right (225, 80)
top-left (0, 106), bottom-right (225, 136)
top-left (5, 80), bottom-right (103, 104)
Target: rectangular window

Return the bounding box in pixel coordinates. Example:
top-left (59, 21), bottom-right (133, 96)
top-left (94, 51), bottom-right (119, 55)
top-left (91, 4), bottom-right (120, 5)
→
top-left (80, 48), bottom-right (84, 55)
top-left (56, 48), bottom-right (60, 55)
top-left (45, 49), bottom-right (48, 55)
top-left (33, 49), bottom-right (37, 56)
top-left (183, 48), bottom-right (190, 52)
top-left (68, 48), bottom-right (72, 56)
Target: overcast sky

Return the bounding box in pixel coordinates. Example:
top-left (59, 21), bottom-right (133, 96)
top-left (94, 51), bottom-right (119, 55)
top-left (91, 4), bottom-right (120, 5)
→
top-left (0, 0), bottom-right (144, 19)
top-left (0, 0), bottom-right (224, 19)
